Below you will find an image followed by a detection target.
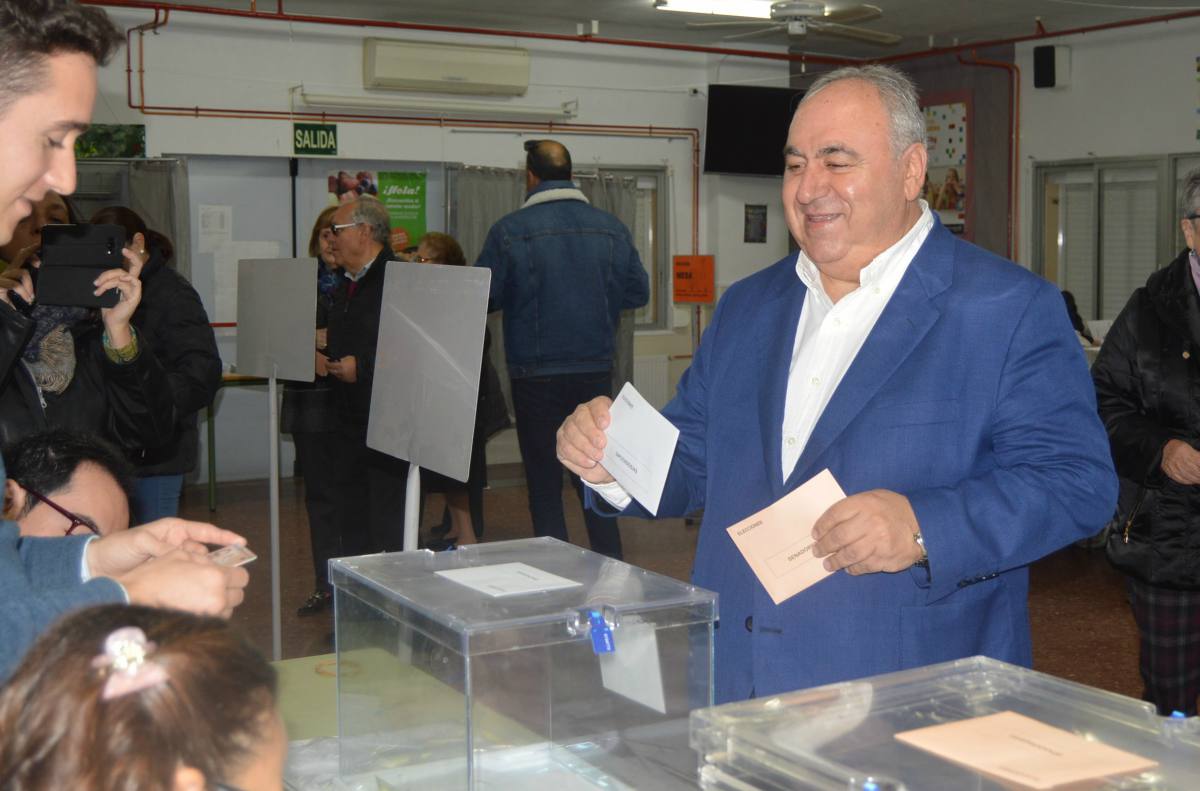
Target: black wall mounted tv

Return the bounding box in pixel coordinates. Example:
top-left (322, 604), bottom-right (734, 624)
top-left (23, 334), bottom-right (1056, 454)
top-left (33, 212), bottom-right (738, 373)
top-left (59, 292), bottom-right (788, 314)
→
top-left (703, 84), bottom-right (805, 177)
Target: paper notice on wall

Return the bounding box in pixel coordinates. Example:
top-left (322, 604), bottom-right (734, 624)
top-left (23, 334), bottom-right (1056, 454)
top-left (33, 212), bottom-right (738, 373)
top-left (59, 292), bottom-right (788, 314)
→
top-left (213, 240), bottom-right (281, 323)
top-left (198, 204), bottom-right (232, 254)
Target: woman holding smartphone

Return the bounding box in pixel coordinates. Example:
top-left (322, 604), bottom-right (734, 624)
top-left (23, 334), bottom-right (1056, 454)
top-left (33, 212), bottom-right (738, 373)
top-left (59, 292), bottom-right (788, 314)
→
top-left (90, 206), bottom-right (221, 524)
top-left (0, 191), bottom-right (174, 462)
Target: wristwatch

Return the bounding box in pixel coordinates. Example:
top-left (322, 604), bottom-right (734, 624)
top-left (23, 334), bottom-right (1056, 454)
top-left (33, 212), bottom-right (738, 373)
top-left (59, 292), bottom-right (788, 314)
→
top-left (913, 530), bottom-right (929, 568)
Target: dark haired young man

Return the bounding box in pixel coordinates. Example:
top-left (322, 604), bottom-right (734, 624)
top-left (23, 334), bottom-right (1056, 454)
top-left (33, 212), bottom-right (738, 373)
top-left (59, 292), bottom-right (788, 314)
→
top-left (0, 1), bottom-right (251, 680)
top-left (3, 429), bottom-right (134, 537)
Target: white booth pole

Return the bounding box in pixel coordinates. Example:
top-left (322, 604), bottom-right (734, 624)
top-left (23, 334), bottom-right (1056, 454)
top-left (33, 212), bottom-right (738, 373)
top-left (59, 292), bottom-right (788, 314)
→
top-left (235, 257), bottom-right (318, 663)
top-left (268, 364), bottom-right (282, 661)
top-left (403, 464), bottom-right (421, 552)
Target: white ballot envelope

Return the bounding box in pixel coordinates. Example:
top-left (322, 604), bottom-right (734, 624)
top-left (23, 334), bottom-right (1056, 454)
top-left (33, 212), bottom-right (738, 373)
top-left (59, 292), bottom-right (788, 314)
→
top-left (599, 620), bottom-right (667, 714)
top-left (603, 382), bottom-right (679, 515)
top-left (725, 469), bottom-right (845, 604)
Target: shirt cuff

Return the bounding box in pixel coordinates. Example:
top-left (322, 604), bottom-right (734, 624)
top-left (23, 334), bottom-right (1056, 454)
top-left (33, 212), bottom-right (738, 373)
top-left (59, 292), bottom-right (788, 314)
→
top-left (584, 479), bottom-right (633, 511)
top-left (80, 535), bottom-right (130, 603)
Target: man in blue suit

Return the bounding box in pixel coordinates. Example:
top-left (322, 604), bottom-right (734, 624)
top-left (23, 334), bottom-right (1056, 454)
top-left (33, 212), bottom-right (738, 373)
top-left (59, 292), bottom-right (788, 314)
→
top-left (557, 65), bottom-right (1117, 704)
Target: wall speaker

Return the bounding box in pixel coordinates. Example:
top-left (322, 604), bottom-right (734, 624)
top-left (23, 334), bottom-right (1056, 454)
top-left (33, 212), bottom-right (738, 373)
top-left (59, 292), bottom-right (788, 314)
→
top-left (1033, 45), bottom-right (1070, 89)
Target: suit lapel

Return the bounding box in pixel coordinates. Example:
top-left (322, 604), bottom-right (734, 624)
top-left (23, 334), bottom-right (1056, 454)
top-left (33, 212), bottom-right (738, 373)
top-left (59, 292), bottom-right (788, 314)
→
top-left (755, 263), bottom-right (808, 499)
top-left (785, 222), bottom-right (956, 490)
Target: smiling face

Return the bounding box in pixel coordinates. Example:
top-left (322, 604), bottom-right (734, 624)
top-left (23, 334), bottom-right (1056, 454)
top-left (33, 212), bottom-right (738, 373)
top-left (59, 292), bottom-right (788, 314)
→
top-left (782, 79), bottom-right (927, 297)
top-left (0, 52), bottom-right (97, 247)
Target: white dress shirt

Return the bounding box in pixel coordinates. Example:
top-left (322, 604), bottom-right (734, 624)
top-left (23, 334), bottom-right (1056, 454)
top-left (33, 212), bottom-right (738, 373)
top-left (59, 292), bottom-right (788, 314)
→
top-left (590, 203), bottom-right (934, 508)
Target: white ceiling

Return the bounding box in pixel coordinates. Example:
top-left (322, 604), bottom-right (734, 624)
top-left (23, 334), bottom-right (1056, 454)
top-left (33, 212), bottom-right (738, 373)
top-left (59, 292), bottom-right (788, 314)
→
top-left (176, 1), bottom-right (1198, 59)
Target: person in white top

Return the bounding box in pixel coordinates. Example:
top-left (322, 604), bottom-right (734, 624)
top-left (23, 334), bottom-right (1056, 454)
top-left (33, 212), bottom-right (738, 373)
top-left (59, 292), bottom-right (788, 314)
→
top-left (556, 64), bottom-right (1116, 702)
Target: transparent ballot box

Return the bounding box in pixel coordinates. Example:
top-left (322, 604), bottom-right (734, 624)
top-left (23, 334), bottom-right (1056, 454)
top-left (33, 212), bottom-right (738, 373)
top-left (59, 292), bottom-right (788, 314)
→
top-left (689, 656), bottom-right (1200, 790)
top-left (329, 537), bottom-right (717, 790)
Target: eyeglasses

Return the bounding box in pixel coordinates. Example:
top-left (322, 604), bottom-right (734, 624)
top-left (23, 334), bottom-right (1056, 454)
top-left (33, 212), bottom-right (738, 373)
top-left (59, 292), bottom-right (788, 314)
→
top-left (1186, 213), bottom-right (1200, 221)
top-left (413, 254), bottom-right (439, 264)
top-left (23, 486), bottom-right (100, 536)
top-left (330, 221), bottom-right (363, 236)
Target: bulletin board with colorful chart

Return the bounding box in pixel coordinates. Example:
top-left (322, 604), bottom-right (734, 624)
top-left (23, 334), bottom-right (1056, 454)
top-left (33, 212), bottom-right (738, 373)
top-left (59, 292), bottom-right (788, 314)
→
top-left (923, 102), bottom-right (968, 235)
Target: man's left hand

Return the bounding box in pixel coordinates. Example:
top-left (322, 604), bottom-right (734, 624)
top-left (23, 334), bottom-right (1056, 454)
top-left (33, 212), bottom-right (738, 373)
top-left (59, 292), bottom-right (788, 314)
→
top-left (811, 490), bottom-right (924, 575)
top-left (85, 517), bottom-right (247, 579)
top-left (327, 355), bottom-right (357, 383)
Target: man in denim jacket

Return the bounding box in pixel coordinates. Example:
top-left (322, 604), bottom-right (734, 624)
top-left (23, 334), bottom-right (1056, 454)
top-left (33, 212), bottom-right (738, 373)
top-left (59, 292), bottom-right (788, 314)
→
top-left (477, 140), bottom-right (649, 558)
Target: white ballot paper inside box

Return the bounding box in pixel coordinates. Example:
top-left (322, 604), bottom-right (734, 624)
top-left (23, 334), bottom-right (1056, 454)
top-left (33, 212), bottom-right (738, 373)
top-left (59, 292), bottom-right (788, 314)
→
top-left (725, 469), bottom-right (846, 605)
top-left (603, 382), bottom-right (679, 516)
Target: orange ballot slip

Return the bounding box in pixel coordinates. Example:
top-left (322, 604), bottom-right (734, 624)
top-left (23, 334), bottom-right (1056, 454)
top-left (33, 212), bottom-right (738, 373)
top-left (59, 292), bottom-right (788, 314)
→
top-left (725, 468), bottom-right (845, 605)
top-left (894, 710), bottom-right (1157, 790)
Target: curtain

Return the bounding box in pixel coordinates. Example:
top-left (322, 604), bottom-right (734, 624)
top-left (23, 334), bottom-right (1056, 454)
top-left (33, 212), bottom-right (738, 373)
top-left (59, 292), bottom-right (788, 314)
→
top-left (582, 173), bottom-right (640, 396)
top-left (129, 158), bottom-right (191, 279)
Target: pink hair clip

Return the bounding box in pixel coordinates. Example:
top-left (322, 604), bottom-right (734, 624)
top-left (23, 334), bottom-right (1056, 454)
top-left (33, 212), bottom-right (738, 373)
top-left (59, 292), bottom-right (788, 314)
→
top-left (91, 626), bottom-right (169, 700)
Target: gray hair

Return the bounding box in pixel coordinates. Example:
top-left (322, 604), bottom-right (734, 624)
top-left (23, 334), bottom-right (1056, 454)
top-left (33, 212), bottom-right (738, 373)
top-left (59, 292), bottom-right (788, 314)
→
top-left (1182, 167), bottom-right (1200, 218)
top-left (350, 196), bottom-right (391, 246)
top-left (800, 64), bottom-right (926, 156)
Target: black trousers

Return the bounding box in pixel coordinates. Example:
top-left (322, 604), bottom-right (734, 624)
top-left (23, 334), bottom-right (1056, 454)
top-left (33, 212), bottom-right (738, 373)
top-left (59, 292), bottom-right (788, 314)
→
top-left (327, 425), bottom-right (410, 557)
top-left (293, 430), bottom-right (342, 588)
top-left (510, 371), bottom-right (622, 560)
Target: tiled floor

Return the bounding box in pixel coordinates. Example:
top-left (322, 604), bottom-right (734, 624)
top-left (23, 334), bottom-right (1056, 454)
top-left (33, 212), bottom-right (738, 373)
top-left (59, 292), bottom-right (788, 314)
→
top-left (192, 471), bottom-right (1143, 702)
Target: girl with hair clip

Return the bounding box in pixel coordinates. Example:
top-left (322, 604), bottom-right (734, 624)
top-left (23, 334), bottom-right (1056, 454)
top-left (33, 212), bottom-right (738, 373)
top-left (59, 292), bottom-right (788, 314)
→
top-left (0, 605), bottom-right (286, 791)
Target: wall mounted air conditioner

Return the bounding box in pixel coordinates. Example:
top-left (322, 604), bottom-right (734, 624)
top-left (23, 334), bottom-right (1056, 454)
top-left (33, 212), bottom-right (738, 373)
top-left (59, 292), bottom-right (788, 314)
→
top-left (364, 38), bottom-right (530, 96)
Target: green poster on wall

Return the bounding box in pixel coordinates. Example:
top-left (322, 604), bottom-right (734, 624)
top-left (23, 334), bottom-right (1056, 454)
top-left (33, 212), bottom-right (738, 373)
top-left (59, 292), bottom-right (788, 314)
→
top-left (379, 171), bottom-right (426, 251)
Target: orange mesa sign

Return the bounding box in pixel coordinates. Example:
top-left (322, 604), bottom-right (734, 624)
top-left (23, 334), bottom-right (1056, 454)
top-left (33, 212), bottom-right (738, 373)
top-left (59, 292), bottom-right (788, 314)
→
top-left (672, 255), bottom-right (715, 304)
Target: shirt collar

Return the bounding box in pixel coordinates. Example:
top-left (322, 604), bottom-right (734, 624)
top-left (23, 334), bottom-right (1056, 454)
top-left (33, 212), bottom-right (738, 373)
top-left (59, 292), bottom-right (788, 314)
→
top-left (794, 201), bottom-right (934, 299)
top-left (343, 260), bottom-right (373, 282)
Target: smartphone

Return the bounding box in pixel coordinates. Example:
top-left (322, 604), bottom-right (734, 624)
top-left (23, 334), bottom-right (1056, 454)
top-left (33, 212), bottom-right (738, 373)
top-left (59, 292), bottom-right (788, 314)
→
top-left (37, 224), bottom-right (124, 308)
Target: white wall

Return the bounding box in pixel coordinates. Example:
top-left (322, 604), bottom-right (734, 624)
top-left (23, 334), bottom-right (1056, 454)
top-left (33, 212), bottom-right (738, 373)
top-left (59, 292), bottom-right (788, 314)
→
top-left (1015, 17), bottom-right (1200, 266)
top-left (95, 9), bottom-right (790, 481)
top-left (711, 174), bottom-right (790, 287)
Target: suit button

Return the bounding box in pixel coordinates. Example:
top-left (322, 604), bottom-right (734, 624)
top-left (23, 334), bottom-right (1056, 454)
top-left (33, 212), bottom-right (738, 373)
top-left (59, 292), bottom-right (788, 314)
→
top-left (745, 616), bottom-right (754, 632)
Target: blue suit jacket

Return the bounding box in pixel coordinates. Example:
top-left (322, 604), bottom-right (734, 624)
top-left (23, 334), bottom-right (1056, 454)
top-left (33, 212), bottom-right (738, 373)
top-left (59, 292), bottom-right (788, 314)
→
top-left (599, 220), bottom-right (1117, 703)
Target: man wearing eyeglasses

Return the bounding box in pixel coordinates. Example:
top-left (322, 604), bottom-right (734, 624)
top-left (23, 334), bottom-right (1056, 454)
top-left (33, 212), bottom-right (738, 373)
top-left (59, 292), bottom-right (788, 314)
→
top-left (319, 195), bottom-right (410, 558)
top-left (4, 430), bottom-right (133, 538)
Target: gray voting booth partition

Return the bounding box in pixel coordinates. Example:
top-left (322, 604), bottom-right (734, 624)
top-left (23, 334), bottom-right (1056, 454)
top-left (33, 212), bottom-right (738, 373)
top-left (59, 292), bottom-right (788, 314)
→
top-left (367, 262), bottom-right (491, 551)
top-left (236, 258), bottom-right (317, 660)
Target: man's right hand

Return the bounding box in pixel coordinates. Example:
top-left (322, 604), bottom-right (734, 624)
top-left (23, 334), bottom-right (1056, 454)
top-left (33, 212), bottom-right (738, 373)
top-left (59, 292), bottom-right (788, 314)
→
top-left (1161, 438), bottom-right (1200, 485)
top-left (556, 396), bottom-right (616, 485)
top-left (116, 549), bottom-right (249, 619)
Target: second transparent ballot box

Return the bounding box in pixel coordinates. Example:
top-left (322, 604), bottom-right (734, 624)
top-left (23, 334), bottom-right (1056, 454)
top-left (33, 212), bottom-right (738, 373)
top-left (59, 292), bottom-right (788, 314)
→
top-left (689, 655), bottom-right (1200, 790)
top-left (329, 537), bottom-right (717, 789)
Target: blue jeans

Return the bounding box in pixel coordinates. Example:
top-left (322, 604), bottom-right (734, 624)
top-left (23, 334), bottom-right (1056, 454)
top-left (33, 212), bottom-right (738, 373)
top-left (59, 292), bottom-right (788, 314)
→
top-left (132, 474), bottom-right (185, 525)
top-left (510, 371), bottom-right (622, 559)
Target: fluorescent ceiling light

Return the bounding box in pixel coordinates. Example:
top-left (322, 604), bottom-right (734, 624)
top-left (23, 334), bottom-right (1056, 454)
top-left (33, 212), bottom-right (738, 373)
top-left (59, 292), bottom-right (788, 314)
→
top-left (299, 91), bottom-right (577, 121)
top-left (653, 0), bottom-right (773, 18)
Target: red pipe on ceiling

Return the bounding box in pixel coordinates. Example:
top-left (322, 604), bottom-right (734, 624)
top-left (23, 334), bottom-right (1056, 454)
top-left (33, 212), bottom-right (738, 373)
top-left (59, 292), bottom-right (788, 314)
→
top-left (93, 0), bottom-right (1200, 262)
top-left (88, 0), bottom-right (1200, 66)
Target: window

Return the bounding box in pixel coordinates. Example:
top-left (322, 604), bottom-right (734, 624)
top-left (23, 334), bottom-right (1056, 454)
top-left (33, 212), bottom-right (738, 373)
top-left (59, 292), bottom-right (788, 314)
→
top-left (1034, 156), bottom-right (1174, 320)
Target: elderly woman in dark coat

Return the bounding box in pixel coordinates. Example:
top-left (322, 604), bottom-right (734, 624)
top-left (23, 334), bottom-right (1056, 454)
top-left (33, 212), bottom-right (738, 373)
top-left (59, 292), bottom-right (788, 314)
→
top-left (1092, 167), bottom-right (1200, 717)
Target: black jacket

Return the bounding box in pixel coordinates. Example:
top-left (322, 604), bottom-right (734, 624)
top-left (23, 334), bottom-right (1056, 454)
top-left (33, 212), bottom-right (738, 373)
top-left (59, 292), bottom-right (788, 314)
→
top-left (326, 250), bottom-right (391, 427)
top-left (1093, 248), bottom-right (1200, 588)
top-left (0, 304), bottom-right (176, 454)
top-left (281, 266), bottom-right (337, 435)
top-left (129, 248), bottom-right (222, 475)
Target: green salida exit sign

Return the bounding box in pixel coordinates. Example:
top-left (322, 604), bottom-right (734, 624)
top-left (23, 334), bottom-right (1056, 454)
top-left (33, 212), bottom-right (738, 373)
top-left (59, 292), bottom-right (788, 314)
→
top-left (294, 123), bottom-right (337, 156)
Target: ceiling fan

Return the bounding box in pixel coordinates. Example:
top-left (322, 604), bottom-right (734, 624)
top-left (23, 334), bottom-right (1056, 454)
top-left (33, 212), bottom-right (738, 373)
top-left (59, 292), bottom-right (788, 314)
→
top-left (683, 2), bottom-right (902, 45)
